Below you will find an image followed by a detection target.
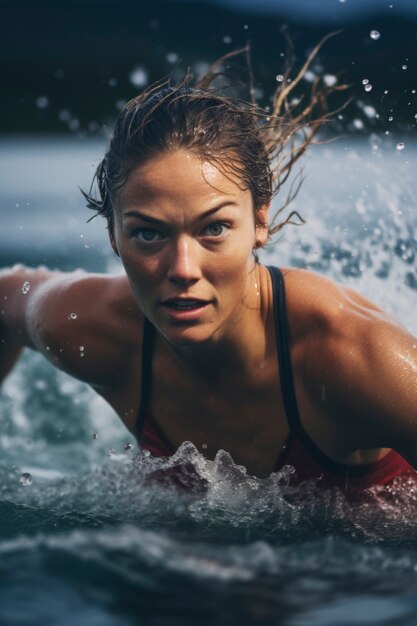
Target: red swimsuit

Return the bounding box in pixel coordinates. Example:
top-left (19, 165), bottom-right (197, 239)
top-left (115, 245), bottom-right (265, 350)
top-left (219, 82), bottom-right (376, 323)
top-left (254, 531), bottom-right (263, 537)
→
top-left (136, 267), bottom-right (415, 490)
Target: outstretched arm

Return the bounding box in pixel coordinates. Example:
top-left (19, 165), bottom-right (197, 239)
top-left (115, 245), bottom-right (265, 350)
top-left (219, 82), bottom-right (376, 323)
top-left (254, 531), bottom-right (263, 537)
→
top-left (0, 266), bottom-right (59, 384)
top-left (0, 264), bottom-right (143, 432)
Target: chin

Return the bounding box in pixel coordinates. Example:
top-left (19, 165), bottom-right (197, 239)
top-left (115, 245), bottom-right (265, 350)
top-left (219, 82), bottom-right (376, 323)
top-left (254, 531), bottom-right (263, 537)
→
top-left (160, 322), bottom-right (219, 347)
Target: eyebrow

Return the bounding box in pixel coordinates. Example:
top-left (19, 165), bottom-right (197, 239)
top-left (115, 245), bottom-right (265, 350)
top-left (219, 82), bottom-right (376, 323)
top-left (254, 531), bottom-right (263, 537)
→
top-left (122, 201), bottom-right (239, 224)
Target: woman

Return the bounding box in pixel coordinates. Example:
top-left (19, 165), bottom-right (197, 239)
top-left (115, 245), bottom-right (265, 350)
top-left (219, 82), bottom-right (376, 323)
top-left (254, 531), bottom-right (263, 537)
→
top-left (1, 50), bottom-right (417, 491)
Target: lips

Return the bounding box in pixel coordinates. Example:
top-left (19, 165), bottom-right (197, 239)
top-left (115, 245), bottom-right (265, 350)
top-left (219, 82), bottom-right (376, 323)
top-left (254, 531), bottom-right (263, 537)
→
top-left (161, 298), bottom-right (211, 309)
top-left (160, 297), bottom-right (212, 321)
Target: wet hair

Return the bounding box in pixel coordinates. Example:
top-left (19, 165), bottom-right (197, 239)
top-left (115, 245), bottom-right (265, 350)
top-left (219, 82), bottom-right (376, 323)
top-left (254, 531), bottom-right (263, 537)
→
top-left (83, 36), bottom-right (348, 239)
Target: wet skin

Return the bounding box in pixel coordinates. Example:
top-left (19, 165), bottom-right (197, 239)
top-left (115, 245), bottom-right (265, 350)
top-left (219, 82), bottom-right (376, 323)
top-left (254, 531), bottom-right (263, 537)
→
top-left (1, 149), bottom-right (417, 477)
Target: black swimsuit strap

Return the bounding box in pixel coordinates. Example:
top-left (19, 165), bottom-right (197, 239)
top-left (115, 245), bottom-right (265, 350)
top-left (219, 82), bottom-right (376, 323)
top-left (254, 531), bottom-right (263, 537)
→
top-left (267, 266), bottom-right (302, 430)
top-left (268, 265), bottom-right (362, 475)
top-left (135, 317), bottom-right (154, 436)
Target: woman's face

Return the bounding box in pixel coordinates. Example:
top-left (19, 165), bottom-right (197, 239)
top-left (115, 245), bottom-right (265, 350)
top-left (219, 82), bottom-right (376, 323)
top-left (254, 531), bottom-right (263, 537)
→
top-left (111, 149), bottom-right (268, 345)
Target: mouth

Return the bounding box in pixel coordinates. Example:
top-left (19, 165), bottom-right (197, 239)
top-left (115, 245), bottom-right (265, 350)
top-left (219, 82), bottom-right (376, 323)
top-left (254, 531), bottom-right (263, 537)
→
top-left (160, 298), bottom-right (212, 321)
top-left (161, 298), bottom-right (211, 310)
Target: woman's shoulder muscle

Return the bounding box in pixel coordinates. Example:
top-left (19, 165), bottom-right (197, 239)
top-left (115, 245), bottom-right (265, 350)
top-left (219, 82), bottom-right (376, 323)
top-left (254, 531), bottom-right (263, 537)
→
top-left (20, 268), bottom-right (142, 389)
top-left (280, 267), bottom-right (417, 458)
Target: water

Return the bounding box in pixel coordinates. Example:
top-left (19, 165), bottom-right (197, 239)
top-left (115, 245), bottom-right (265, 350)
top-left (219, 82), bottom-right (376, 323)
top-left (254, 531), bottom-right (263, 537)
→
top-left (1, 136), bottom-right (417, 625)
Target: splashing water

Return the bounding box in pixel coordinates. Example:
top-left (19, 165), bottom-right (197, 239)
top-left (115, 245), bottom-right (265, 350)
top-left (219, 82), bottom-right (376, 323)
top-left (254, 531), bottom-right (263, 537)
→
top-left (19, 472), bottom-right (32, 487)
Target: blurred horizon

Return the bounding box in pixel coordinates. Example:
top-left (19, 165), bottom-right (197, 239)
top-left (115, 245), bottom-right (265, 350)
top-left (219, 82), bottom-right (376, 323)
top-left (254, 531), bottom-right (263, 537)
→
top-left (1, 0), bottom-right (416, 136)
top-left (177, 0), bottom-right (417, 21)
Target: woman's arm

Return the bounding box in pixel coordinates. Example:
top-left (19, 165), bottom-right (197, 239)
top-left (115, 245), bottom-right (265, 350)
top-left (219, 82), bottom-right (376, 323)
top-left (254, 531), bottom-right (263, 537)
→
top-left (337, 314), bottom-right (417, 466)
top-left (0, 265), bottom-right (144, 432)
top-left (284, 268), bottom-right (417, 467)
top-left (0, 266), bottom-right (58, 384)
top-left (0, 266), bottom-right (139, 388)
top-left (305, 279), bottom-right (417, 466)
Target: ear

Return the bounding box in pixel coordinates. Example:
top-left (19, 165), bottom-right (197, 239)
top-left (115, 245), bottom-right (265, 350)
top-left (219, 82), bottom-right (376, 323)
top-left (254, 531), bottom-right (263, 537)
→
top-left (254, 204), bottom-right (270, 248)
top-left (107, 220), bottom-right (120, 257)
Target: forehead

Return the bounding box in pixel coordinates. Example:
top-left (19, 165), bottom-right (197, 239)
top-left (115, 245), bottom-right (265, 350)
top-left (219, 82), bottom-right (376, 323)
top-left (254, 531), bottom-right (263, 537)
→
top-left (116, 149), bottom-right (249, 207)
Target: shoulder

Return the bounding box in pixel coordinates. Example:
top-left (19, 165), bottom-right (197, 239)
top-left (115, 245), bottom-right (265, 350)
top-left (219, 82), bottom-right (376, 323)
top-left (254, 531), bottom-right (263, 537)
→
top-left (279, 266), bottom-right (386, 345)
top-left (278, 267), bottom-right (417, 451)
top-left (27, 269), bottom-right (144, 388)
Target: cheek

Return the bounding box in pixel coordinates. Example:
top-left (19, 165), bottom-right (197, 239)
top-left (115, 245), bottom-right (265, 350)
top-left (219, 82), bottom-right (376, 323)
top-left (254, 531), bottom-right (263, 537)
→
top-left (205, 245), bottom-right (254, 299)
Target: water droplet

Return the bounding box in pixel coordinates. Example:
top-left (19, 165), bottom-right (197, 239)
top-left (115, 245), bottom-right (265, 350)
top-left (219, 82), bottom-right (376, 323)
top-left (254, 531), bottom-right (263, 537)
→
top-left (68, 313), bottom-right (77, 320)
top-left (364, 84), bottom-right (373, 92)
top-left (389, 116), bottom-right (393, 121)
top-left (276, 74), bottom-right (284, 82)
top-left (59, 109), bottom-right (71, 122)
top-left (396, 142), bottom-right (405, 151)
top-left (36, 96), bottom-right (49, 109)
top-left (124, 442), bottom-right (132, 452)
top-left (384, 89), bottom-right (389, 94)
top-left (68, 118), bottom-right (79, 131)
top-left (402, 64), bottom-right (408, 70)
top-left (243, 24), bottom-right (249, 30)
top-left (20, 472), bottom-right (32, 487)
top-left (370, 30), bottom-right (381, 40)
top-left (166, 52), bottom-right (179, 64)
top-left (412, 344), bottom-right (416, 349)
top-left (143, 449), bottom-right (151, 457)
top-left (107, 448), bottom-right (116, 457)
top-left (202, 443), bottom-right (208, 450)
top-left (323, 74), bottom-right (337, 87)
top-left (129, 67), bottom-right (148, 88)
top-left (223, 35), bottom-right (232, 44)
top-left (92, 432), bottom-right (98, 440)
top-left (362, 78), bottom-right (369, 85)
top-left (80, 352), bottom-right (85, 358)
top-left (108, 78), bottom-right (117, 87)
top-left (363, 105), bottom-right (376, 119)
top-left (79, 346), bottom-right (85, 351)
top-left (414, 114), bottom-right (417, 119)
top-left (21, 281), bottom-right (30, 294)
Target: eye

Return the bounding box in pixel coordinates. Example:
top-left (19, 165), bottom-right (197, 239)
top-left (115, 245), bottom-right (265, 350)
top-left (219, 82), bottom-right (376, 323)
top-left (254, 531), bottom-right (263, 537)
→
top-left (135, 228), bottom-right (164, 243)
top-left (203, 222), bottom-right (229, 237)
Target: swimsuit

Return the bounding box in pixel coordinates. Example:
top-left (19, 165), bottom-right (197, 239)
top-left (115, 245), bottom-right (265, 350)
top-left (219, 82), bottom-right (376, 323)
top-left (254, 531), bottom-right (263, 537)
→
top-left (135, 266), bottom-right (415, 489)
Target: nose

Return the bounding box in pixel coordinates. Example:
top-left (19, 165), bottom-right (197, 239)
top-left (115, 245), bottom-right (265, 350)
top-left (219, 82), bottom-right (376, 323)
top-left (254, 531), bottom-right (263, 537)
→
top-left (167, 237), bottom-right (202, 285)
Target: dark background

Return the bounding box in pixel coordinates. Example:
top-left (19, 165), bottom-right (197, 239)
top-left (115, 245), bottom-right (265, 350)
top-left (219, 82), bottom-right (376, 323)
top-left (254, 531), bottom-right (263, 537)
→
top-left (1, 0), bottom-right (417, 136)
